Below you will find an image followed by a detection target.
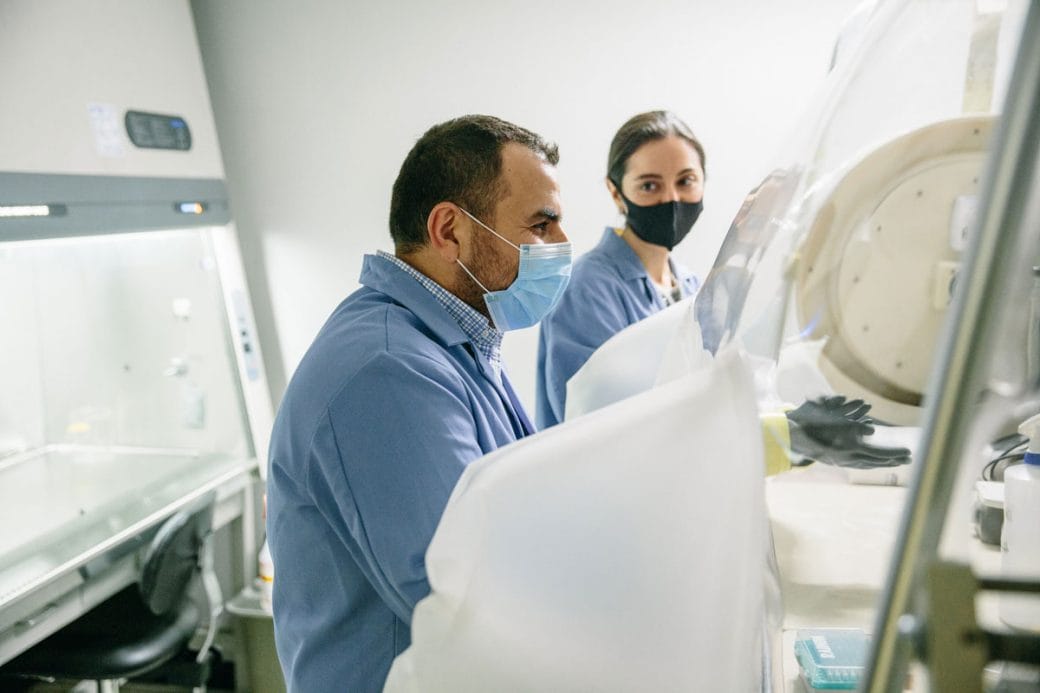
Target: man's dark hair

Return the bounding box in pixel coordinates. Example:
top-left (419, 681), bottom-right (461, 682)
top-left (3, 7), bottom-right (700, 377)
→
top-left (607, 110), bottom-right (706, 189)
top-left (390, 115), bottom-right (559, 253)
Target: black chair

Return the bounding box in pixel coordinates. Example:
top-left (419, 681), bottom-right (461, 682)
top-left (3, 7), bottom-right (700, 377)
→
top-left (1, 492), bottom-right (224, 693)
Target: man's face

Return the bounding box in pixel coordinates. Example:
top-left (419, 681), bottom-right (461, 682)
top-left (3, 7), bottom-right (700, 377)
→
top-left (456, 142), bottom-right (567, 312)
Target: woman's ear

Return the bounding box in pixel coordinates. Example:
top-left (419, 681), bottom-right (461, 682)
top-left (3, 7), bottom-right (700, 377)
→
top-left (606, 177), bottom-right (626, 215)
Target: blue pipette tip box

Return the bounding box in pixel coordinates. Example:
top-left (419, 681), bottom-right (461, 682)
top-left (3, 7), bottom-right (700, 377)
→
top-left (794, 628), bottom-right (870, 691)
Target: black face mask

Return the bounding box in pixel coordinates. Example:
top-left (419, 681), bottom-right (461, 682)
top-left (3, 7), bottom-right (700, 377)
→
top-left (620, 193), bottom-right (703, 250)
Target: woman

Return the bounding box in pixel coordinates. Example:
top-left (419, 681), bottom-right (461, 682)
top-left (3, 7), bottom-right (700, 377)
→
top-left (535, 110), bottom-right (706, 428)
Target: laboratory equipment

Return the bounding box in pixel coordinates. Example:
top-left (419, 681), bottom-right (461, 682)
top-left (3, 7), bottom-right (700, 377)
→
top-left (0, 0), bottom-right (274, 683)
top-left (561, 0), bottom-right (1040, 689)
top-left (999, 414), bottom-right (1040, 631)
top-left (686, 0), bottom-right (1040, 689)
top-left (973, 479), bottom-right (1005, 547)
top-left (794, 628), bottom-right (871, 692)
top-left (693, 0), bottom-right (1027, 429)
top-left (258, 538), bottom-right (274, 615)
top-left (792, 114), bottom-right (992, 426)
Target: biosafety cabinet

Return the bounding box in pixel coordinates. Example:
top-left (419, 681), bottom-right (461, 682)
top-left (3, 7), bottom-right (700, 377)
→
top-left (0, 0), bottom-right (274, 674)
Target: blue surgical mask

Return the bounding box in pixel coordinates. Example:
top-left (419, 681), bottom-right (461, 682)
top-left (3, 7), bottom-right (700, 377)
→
top-left (456, 207), bottom-right (572, 331)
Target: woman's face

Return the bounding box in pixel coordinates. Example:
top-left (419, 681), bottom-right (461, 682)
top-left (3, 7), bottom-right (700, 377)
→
top-left (613, 135), bottom-right (705, 211)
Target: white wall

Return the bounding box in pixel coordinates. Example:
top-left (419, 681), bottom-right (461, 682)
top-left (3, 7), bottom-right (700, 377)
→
top-left (191, 0), bottom-right (863, 410)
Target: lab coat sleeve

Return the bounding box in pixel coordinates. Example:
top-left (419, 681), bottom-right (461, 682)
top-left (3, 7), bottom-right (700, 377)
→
top-left (541, 272), bottom-right (636, 423)
top-left (320, 350), bottom-right (485, 624)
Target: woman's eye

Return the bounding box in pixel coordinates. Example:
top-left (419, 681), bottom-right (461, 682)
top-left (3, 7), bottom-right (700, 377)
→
top-left (639, 181), bottom-right (658, 192)
top-left (679, 176), bottom-right (699, 187)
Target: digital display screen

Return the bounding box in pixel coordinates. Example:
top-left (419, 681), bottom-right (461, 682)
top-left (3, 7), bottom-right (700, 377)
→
top-left (124, 110), bottom-right (192, 151)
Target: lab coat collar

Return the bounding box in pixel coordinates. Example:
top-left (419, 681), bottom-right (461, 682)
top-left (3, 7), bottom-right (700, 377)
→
top-left (598, 227), bottom-right (698, 293)
top-left (359, 253), bottom-right (471, 348)
top-left (599, 227), bottom-right (648, 282)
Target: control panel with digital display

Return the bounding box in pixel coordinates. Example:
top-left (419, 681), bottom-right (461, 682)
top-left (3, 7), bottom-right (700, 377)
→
top-left (124, 110), bottom-right (192, 151)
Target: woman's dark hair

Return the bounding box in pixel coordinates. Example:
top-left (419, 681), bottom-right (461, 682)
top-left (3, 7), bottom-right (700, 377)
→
top-left (389, 115), bottom-right (559, 254)
top-left (606, 110), bottom-right (706, 189)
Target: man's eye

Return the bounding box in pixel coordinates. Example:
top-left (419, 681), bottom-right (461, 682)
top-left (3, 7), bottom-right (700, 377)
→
top-left (531, 221), bottom-right (550, 234)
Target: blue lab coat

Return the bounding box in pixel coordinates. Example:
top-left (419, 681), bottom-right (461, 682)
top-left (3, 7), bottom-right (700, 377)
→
top-left (266, 254), bottom-right (533, 693)
top-left (535, 227), bottom-right (700, 428)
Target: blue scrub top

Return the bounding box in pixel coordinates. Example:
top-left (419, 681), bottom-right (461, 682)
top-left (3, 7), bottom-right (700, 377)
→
top-left (535, 227), bottom-right (700, 428)
top-left (266, 254), bottom-right (533, 693)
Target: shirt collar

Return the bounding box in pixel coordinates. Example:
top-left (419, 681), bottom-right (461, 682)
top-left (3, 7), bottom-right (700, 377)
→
top-left (373, 251), bottom-right (503, 375)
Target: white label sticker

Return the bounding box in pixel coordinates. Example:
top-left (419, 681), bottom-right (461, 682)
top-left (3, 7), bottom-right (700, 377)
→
top-left (87, 102), bottom-right (126, 158)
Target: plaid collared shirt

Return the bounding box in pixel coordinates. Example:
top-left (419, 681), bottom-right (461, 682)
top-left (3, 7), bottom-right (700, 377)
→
top-left (377, 251), bottom-right (503, 377)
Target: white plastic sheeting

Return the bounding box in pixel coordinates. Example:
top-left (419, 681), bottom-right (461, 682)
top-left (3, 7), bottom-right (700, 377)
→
top-left (385, 349), bottom-right (767, 692)
top-left (565, 297), bottom-right (713, 421)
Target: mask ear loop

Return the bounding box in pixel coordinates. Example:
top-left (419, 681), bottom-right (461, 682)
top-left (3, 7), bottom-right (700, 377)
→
top-left (456, 205), bottom-right (520, 294)
top-left (456, 258), bottom-right (491, 293)
top-left (458, 206), bottom-right (521, 251)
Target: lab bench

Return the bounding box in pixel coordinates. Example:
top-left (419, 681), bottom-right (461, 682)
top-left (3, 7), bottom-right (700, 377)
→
top-left (768, 470), bottom-right (912, 691)
top-left (767, 468), bottom-right (1008, 692)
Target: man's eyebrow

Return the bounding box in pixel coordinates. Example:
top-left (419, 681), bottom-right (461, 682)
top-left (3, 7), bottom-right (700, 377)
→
top-left (527, 207), bottom-right (560, 222)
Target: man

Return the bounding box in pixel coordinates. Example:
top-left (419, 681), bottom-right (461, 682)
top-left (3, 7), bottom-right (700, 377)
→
top-left (266, 115), bottom-right (570, 692)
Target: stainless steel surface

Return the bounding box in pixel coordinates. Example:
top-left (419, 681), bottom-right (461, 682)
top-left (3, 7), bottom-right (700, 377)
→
top-left (0, 445), bottom-right (252, 612)
top-left (0, 469), bottom-right (251, 665)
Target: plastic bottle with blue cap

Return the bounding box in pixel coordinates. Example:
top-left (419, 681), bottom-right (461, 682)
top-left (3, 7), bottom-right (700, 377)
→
top-left (1000, 412), bottom-right (1040, 632)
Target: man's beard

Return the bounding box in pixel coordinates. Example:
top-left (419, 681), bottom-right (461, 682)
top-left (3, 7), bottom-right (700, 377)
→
top-left (454, 232), bottom-right (511, 320)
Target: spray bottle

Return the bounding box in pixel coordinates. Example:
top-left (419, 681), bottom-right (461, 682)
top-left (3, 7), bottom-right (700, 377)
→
top-left (258, 538), bottom-right (274, 614)
top-left (258, 493), bottom-right (273, 614)
top-left (1000, 413), bottom-right (1040, 632)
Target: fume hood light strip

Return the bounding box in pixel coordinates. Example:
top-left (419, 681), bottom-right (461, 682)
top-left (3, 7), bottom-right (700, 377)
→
top-left (0, 204), bottom-right (66, 218)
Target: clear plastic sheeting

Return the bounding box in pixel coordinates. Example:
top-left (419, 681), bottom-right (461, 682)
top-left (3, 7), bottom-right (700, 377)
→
top-left (698, 111), bottom-right (1000, 428)
top-left (385, 350), bottom-right (767, 693)
top-left (693, 0), bottom-right (1027, 432)
top-left (565, 297), bottom-right (712, 421)
top-left (676, 0), bottom-right (1038, 689)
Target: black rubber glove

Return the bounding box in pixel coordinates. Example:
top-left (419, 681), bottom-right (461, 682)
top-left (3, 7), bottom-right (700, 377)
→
top-left (785, 395), bottom-right (912, 469)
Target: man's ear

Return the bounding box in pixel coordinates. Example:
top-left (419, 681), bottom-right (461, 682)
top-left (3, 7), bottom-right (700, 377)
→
top-left (606, 178), bottom-right (626, 215)
top-left (426, 202), bottom-right (465, 262)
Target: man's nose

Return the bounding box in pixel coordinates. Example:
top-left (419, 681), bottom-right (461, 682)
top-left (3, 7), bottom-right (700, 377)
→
top-left (552, 225), bottom-right (569, 243)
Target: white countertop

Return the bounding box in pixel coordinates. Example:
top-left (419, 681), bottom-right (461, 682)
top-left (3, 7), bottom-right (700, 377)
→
top-left (767, 466), bottom-right (908, 692)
